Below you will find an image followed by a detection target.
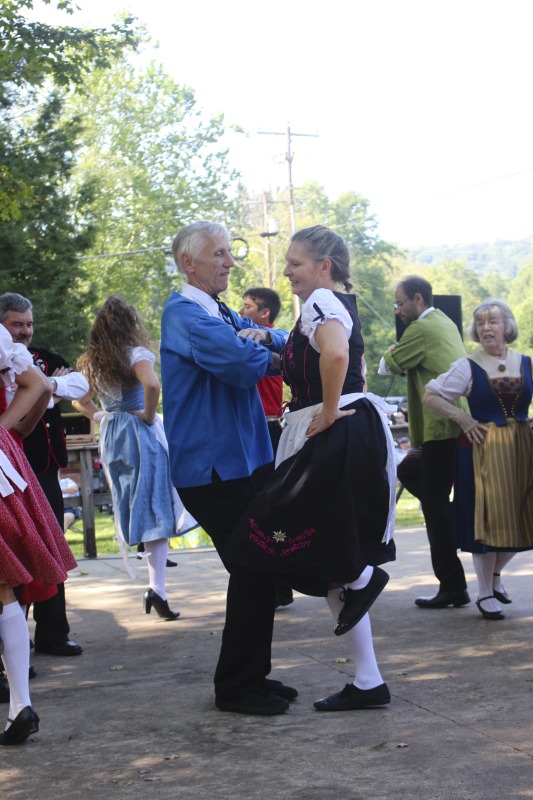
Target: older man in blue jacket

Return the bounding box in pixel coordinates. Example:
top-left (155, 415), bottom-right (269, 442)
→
top-left (161, 221), bottom-right (290, 716)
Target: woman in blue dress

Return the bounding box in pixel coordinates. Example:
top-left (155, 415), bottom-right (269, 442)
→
top-left (424, 300), bottom-right (533, 620)
top-left (74, 296), bottom-right (195, 620)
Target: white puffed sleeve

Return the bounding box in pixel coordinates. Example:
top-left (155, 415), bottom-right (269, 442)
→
top-left (425, 357), bottom-right (472, 401)
top-left (0, 324), bottom-right (34, 387)
top-left (129, 346), bottom-right (156, 367)
top-left (300, 289), bottom-right (353, 353)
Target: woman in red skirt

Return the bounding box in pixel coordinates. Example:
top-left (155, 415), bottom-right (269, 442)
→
top-left (0, 325), bottom-right (77, 745)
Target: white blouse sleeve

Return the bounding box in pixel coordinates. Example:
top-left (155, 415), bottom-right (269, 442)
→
top-left (300, 289), bottom-right (353, 353)
top-left (0, 324), bottom-right (34, 387)
top-left (129, 346), bottom-right (156, 368)
top-left (425, 357), bottom-right (472, 400)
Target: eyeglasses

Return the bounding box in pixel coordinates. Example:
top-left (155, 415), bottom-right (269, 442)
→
top-left (393, 299), bottom-right (409, 309)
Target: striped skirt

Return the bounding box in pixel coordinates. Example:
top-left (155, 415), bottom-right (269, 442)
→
top-left (472, 419), bottom-right (533, 548)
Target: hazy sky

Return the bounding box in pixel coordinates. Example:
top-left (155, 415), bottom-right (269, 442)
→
top-left (29, 0), bottom-right (533, 248)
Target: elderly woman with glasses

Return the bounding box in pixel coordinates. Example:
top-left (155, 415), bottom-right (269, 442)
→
top-left (423, 299), bottom-right (533, 620)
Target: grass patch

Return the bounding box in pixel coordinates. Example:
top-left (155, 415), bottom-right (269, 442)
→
top-left (65, 508), bottom-right (212, 559)
top-left (395, 490), bottom-right (425, 527)
top-left (66, 491), bottom-right (425, 559)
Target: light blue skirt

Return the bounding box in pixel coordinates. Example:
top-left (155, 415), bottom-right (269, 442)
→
top-left (100, 412), bottom-right (188, 546)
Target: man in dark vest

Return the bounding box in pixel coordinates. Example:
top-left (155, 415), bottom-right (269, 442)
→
top-left (0, 293), bottom-right (88, 656)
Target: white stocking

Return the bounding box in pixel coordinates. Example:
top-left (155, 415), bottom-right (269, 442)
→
top-left (346, 565), bottom-right (373, 591)
top-left (144, 539), bottom-right (168, 600)
top-left (0, 601), bottom-right (31, 727)
top-left (493, 552), bottom-right (516, 594)
top-left (326, 589), bottom-right (383, 690)
top-left (472, 552), bottom-right (501, 613)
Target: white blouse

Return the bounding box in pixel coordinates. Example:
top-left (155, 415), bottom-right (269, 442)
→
top-left (0, 324), bottom-right (34, 387)
top-left (300, 289), bottom-right (353, 352)
top-left (425, 349), bottom-right (527, 402)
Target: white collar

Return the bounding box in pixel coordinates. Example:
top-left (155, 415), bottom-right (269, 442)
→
top-left (181, 284), bottom-right (220, 317)
top-left (418, 306), bottom-right (435, 321)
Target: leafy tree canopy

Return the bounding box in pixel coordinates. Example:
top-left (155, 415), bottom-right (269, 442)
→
top-left (0, 91), bottom-right (97, 360)
top-left (0, 0), bottom-right (138, 221)
top-left (63, 55), bottom-right (239, 342)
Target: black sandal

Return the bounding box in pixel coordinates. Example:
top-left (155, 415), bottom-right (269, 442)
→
top-left (476, 595), bottom-right (504, 621)
top-left (493, 573), bottom-right (512, 604)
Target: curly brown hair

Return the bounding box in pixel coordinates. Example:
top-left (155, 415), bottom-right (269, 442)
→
top-left (77, 296), bottom-right (153, 392)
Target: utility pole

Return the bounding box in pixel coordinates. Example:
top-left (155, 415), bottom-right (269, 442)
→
top-left (262, 192), bottom-right (272, 287)
top-left (258, 123), bottom-right (319, 317)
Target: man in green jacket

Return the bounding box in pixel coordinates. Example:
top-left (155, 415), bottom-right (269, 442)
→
top-left (380, 276), bottom-right (470, 608)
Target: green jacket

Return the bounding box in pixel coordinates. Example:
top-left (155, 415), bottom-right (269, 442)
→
top-left (383, 308), bottom-right (468, 448)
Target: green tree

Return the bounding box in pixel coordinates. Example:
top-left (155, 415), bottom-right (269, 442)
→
top-left (226, 183), bottom-right (401, 392)
top-left (64, 57), bottom-right (239, 339)
top-left (0, 92), bottom-right (97, 360)
top-left (507, 260), bottom-right (533, 353)
top-left (0, 0), bottom-right (137, 220)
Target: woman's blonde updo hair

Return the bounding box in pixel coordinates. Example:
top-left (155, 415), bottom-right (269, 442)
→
top-left (291, 225), bottom-right (353, 292)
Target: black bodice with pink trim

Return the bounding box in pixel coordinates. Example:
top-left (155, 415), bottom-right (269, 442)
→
top-left (281, 291), bottom-right (364, 411)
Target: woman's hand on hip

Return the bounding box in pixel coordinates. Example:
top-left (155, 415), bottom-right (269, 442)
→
top-left (464, 420), bottom-right (489, 444)
top-left (306, 407), bottom-right (355, 438)
top-left (129, 409), bottom-right (156, 425)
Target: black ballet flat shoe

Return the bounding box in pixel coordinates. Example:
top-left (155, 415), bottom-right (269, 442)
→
top-left (493, 589), bottom-right (511, 604)
top-left (314, 682), bottom-right (391, 712)
top-left (476, 596), bottom-right (505, 620)
top-left (0, 706), bottom-right (39, 745)
top-left (143, 589), bottom-right (180, 620)
top-left (493, 573), bottom-right (512, 604)
top-left (334, 567), bottom-right (389, 636)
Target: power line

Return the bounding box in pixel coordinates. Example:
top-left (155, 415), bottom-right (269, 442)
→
top-left (78, 246), bottom-right (169, 260)
top-left (402, 165), bottom-right (533, 210)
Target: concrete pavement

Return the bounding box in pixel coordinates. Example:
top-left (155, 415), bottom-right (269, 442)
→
top-left (1, 527), bottom-right (533, 799)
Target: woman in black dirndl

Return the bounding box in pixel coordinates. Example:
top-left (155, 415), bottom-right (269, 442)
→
top-left (226, 225), bottom-right (397, 711)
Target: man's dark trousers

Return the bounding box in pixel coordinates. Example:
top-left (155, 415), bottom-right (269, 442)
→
top-left (397, 439), bottom-right (467, 593)
top-left (32, 467), bottom-right (70, 647)
top-left (178, 471), bottom-right (276, 700)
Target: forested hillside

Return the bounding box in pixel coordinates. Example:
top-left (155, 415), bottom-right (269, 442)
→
top-left (409, 237), bottom-right (533, 277)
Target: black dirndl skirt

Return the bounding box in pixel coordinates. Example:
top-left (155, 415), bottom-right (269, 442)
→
top-left (224, 398), bottom-right (396, 596)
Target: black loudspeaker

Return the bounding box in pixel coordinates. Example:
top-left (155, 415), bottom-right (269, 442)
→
top-left (395, 295), bottom-right (463, 341)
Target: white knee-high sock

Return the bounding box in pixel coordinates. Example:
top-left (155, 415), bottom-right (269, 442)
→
top-left (347, 565), bottom-right (373, 591)
top-left (144, 538), bottom-right (168, 599)
top-left (326, 589), bottom-right (383, 690)
top-left (472, 552), bottom-right (501, 613)
top-left (0, 601), bottom-right (31, 726)
top-left (493, 552), bottom-right (516, 594)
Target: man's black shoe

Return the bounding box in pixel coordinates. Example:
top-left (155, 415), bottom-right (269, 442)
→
top-left (263, 678), bottom-right (298, 701)
top-left (215, 690), bottom-right (289, 716)
top-left (415, 590), bottom-right (470, 608)
top-left (334, 567), bottom-right (389, 636)
top-left (314, 682), bottom-right (391, 711)
top-left (35, 640), bottom-right (83, 656)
